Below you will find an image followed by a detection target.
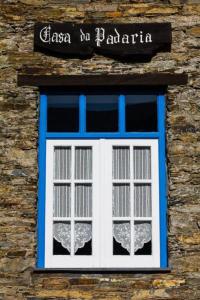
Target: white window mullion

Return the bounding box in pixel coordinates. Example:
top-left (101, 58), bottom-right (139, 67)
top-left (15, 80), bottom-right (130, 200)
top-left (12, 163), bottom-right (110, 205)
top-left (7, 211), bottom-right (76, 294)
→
top-left (99, 139), bottom-right (105, 266)
top-left (100, 139), bottom-right (112, 267)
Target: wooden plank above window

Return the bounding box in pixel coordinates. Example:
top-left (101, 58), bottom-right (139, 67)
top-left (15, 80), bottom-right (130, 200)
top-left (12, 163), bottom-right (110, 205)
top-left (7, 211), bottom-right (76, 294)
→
top-left (17, 73), bottom-right (188, 87)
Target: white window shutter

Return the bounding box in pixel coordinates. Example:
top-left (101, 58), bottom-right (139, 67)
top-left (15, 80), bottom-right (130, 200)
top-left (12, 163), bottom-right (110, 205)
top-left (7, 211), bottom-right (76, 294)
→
top-left (45, 139), bottom-right (160, 268)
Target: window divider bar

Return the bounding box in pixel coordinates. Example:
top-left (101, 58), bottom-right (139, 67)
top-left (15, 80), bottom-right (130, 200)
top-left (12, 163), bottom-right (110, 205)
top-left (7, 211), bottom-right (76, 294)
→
top-left (46, 133), bottom-right (160, 139)
top-left (119, 95), bottom-right (126, 134)
top-left (53, 180), bottom-right (71, 184)
top-left (79, 94), bottom-right (86, 134)
top-left (112, 217), bottom-right (131, 221)
top-left (53, 217), bottom-right (72, 221)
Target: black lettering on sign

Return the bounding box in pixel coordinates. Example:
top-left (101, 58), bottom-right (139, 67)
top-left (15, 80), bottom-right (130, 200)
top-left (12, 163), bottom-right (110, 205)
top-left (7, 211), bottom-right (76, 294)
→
top-left (34, 23), bottom-right (172, 61)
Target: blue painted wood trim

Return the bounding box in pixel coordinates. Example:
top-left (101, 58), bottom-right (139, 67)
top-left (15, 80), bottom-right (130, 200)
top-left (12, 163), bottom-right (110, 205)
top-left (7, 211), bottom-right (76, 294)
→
top-left (79, 94), bottom-right (86, 133)
top-left (39, 92), bottom-right (166, 270)
top-left (158, 95), bottom-right (167, 268)
top-left (119, 95), bottom-right (125, 134)
top-left (37, 94), bottom-right (47, 268)
top-left (46, 132), bottom-right (160, 139)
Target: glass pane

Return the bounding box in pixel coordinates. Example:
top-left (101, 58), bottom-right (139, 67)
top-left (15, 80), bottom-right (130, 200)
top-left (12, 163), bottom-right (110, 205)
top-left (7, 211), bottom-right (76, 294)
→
top-left (74, 221), bottom-right (92, 255)
top-left (113, 147), bottom-right (130, 179)
top-left (126, 95), bottom-right (157, 132)
top-left (134, 221), bottom-right (152, 255)
top-left (75, 184), bottom-right (92, 217)
top-left (133, 147), bottom-right (151, 179)
top-left (54, 147), bottom-right (71, 180)
top-left (53, 184), bottom-right (71, 217)
top-left (75, 147), bottom-right (92, 179)
top-left (47, 95), bottom-right (79, 132)
top-left (86, 95), bottom-right (118, 132)
top-left (53, 221), bottom-right (71, 255)
top-left (113, 221), bottom-right (130, 255)
top-left (134, 184), bottom-right (151, 217)
top-left (113, 184), bottom-right (130, 217)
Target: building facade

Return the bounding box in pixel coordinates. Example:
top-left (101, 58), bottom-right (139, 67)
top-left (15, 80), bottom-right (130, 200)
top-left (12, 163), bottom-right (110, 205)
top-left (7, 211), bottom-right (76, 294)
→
top-left (0, 1), bottom-right (200, 299)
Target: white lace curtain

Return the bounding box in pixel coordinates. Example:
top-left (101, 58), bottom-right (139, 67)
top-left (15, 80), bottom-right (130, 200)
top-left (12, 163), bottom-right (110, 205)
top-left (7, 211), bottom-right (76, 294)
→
top-left (112, 147), bottom-right (152, 218)
top-left (53, 147), bottom-right (93, 254)
top-left (54, 222), bottom-right (92, 253)
top-left (53, 146), bottom-right (152, 254)
top-left (113, 222), bottom-right (151, 253)
top-left (54, 146), bottom-right (92, 180)
top-left (54, 221), bottom-right (151, 254)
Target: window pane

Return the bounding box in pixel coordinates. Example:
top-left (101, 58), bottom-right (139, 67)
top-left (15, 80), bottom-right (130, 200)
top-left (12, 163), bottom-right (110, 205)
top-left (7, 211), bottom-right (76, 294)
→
top-left (113, 184), bottom-right (130, 217)
top-left (74, 221), bottom-right (92, 255)
top-left (134, 221), bottom-right (152, 255)
top-left (133, 147), bottom-right (151, 179)
top-left (75, 184), bottom-right (92, 217)
top-left (47, 95), bottom-right (79, 132)
top-left (134, 184), bottom-right (152, 217)
top-left (113, 221), bottom-right (130, 255)
top-left (86, 95), bottom-right (118, 132)
top-left (53, 221), bottom-right (71, 255)
top-left (53, 184), bottom-right (71, 217)
top-left (113, 147), bottom-right (130, 179)
top-left (126, 95), bottom-right (157, 132)
top-left (75, 147), bottom-right (92, 180)
top-left (54, 147), bottom-right (71, 180)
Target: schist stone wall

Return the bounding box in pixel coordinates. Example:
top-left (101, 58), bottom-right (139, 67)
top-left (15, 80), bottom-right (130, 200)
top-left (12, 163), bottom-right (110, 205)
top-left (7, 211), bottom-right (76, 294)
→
top-left (0, 1), bottom-right (200, 299)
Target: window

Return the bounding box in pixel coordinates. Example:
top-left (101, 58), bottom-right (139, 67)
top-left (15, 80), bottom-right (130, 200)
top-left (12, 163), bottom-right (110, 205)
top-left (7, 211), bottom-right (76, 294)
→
top-left (38, 91), bottom-right (167, 269)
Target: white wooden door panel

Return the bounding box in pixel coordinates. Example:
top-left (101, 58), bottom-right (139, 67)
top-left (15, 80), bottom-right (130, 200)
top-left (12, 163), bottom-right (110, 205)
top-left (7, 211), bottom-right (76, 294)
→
top-left (45, 140), bottom-right (100, 268)
top-left (101, 140), bottom-right (160, 268)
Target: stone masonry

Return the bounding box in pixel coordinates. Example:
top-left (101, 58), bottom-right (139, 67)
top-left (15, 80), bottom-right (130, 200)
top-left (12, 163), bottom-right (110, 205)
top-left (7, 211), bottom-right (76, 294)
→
top-left (0, 1), bottom-right (200, 299)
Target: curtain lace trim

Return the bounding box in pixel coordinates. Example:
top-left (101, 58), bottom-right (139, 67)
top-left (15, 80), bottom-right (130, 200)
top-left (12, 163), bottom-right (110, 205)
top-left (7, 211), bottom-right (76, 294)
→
top-left (53, 222), bottom-right (151, 254)
top-left (113, 222), bottom-right (151, 253)
top-left (53, 222), bottom-right (92, 253)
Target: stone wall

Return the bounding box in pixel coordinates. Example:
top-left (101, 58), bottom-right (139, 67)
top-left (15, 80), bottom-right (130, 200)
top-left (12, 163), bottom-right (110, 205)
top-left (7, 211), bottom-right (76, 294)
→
top-left (0, 1), bottom-right (200, 299)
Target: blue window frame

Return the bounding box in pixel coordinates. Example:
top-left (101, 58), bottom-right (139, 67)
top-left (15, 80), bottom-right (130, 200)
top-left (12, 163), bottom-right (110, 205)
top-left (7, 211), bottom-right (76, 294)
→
top-left (37, 91), bottom-right (167, 269)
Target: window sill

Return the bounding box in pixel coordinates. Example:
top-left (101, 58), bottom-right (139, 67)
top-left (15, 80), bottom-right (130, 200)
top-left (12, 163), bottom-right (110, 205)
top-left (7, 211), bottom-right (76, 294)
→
top-left (33, 267), bottom-right (171, 274)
